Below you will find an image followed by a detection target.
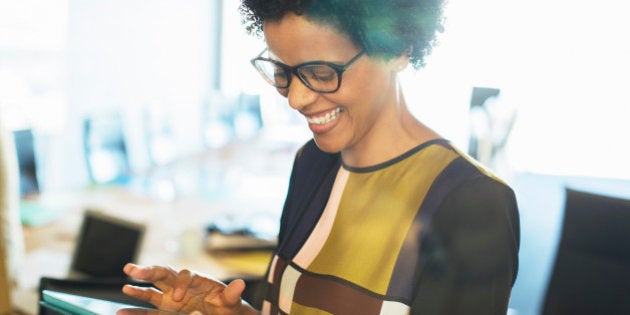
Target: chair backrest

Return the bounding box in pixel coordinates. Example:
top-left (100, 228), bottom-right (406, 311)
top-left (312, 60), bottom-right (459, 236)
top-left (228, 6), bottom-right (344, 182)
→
top-left (542, 188), bottom-right (630, 315)
top-left (0, 125), bottom-right (24, 314)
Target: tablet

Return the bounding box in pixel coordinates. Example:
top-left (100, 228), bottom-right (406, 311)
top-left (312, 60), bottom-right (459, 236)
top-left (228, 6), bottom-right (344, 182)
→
top-left (40, 290), bottom-right (182, 315)
top-left (69, 209), bottom-right (146, 279)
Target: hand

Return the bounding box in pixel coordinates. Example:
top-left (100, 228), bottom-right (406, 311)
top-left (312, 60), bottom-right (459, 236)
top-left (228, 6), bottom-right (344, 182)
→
top-left (122, 263), bottom-right (257, 315)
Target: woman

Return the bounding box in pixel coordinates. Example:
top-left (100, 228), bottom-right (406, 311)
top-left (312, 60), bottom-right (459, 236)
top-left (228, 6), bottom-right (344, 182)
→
top-left (122, 0), bottom-right (520, 314)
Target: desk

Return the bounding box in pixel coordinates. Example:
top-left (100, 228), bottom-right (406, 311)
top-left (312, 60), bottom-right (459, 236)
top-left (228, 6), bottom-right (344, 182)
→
top-left (12, 135), bottom-right (301, 314)
top-left (14, 186), bottom-right (275, 314)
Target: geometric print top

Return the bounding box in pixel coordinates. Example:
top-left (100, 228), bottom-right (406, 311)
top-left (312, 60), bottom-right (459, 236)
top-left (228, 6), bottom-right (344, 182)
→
top-left (260, 139), bottom-right (519, 314)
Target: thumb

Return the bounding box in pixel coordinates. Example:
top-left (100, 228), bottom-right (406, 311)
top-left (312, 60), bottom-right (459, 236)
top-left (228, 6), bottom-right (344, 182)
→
top-left (223, 279), bottom-right (246, 305)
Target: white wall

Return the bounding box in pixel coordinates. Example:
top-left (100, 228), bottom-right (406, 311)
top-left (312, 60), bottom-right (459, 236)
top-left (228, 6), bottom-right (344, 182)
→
top-left (404, 0), bottom-right (630, 179)
top-left (45, 0), bottom-right (217, 189)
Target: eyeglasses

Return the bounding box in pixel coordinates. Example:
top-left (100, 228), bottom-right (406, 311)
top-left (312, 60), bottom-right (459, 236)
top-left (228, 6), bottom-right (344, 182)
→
top-left (250, 49), bottom-right (365, 93)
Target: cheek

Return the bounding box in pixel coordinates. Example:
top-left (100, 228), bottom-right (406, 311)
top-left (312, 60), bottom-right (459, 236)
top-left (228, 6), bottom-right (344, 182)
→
top-left (344, 63), bottom-right (391, 98)
top-left (341, 72), bottom-right (390, 108)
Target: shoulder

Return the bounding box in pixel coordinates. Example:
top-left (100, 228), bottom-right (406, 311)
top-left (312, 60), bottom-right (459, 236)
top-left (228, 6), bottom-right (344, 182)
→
top-left (430, 140), bottom-right (509, 185)
top-left (422, 141), bottom-right (520, 282)
top-left (416, 140), bottom-right (516, 216)
top-left (430, 141), bottom-right (519, 248)
top-left (430, 173), bottom-right (520, 284)
top-left (433, 141), bottom-right (518, 227)
top-left (437, 175), bottom-right (518, 231)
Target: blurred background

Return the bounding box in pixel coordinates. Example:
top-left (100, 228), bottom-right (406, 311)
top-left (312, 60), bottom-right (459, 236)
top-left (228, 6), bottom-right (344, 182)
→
top-left (1, 0), bottom-right (629, 314)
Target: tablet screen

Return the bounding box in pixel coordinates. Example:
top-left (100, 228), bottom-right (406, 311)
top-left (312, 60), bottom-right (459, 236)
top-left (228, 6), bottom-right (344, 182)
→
top-left (41, 290), bottom-right (182, 315)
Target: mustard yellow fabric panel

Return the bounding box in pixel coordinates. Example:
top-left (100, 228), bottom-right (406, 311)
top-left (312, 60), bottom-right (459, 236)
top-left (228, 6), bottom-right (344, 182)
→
top-left (308, 145), bottom-right (458, 294)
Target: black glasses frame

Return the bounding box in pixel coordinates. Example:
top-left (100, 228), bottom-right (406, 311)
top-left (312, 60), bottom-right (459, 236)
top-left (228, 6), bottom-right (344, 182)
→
top-left (250, 49), bottom-right (365, 93)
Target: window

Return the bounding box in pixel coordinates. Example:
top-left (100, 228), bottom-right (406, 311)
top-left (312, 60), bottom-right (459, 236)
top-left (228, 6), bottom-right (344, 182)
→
top-left (0, 0), bottom-right (68, 132)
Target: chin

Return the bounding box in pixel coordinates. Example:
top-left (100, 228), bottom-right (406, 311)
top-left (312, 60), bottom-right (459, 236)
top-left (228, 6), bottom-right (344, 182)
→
top-left (313, 137), bottom-right (344, 154)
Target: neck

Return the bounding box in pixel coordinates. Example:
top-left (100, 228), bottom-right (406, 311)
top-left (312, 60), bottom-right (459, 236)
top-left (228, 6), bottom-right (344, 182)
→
top-left (341, 84), bottom-right (441, 168)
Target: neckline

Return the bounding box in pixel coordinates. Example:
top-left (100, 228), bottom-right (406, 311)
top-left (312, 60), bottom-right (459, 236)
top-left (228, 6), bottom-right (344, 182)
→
top-left (341, 138), bottom-right (449, 173)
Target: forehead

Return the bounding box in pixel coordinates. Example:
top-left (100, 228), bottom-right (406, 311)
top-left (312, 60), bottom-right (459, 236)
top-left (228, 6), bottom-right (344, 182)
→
top-left (262, 13), bottom-right (357, 64)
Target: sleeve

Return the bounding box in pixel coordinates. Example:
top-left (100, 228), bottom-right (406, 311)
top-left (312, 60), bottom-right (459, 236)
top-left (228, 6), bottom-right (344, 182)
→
top-left (276, 140), bottom-right (340, 247)
top-left (412, 175), bottom-right (520, 315)
top-left (276, 143), bottom-right (306, 244)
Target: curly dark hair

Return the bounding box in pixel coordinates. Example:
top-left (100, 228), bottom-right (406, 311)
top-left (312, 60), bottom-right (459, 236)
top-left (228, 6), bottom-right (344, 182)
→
top-left (239, 0), bottom-right (446, 69)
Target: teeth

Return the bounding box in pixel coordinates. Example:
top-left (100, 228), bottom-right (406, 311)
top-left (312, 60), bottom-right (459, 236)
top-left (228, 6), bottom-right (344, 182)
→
top-left (307, 108), bottom-right (342, 125)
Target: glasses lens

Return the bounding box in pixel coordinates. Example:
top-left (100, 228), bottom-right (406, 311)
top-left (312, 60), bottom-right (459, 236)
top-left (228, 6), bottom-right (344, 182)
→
top-left (298, 65), bottom-right (339, 92)
top-left (253, 60), bottom-right (289, 88)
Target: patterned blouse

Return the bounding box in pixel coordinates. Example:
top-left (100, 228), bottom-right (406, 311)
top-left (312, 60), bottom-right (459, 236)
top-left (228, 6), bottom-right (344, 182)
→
top-left (260, 139), bottom-right (520, 315)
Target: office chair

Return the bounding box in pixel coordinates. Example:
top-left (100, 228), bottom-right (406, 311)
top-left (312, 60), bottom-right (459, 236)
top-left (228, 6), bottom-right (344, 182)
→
top-left (0, 124), bottom-right (24, 314)
top-left (542, 188), bottom-right (630, 315)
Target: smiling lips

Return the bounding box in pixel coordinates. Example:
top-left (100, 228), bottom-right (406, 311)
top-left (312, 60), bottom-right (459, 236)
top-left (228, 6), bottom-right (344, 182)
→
top-left (306, 107), bottom-right (342, 125)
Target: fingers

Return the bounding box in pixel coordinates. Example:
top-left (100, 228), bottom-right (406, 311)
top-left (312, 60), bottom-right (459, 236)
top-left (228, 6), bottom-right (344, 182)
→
top-left (174, 269), bottom-right (229, 303)
top-left (123, 263), bottom-right (138, 276)
top-left (124, 263), bottom-right (178, 287)
top-left (122, 285), bottom-right (165, 307)
top-left (124, 264), bottom-right (213, 303)
top-left (123, 263), bottom-right (241, 313)
top-left (172, 269), bottom-right (193, 302)
top-left (223, 279), bottom-right (246, 305)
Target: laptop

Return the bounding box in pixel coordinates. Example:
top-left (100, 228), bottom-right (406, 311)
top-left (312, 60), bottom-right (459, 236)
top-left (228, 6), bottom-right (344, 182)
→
top-left (40, 290), bottom-right (182, 315)
top-left (69, 210), bottom-right (146, 279)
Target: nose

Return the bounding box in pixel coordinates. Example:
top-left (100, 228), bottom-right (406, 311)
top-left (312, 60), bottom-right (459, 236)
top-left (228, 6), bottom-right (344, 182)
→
top-left (286, 74), bottom-right (318, 111)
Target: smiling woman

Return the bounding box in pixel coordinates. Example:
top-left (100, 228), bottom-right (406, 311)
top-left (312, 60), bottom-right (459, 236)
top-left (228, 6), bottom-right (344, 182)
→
top-left (121, 1), bottom-right (520, 315)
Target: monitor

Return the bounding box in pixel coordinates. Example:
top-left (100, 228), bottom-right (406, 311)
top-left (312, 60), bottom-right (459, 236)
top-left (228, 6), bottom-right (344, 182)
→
top-left (70, 210), bottom-right (145, 279)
